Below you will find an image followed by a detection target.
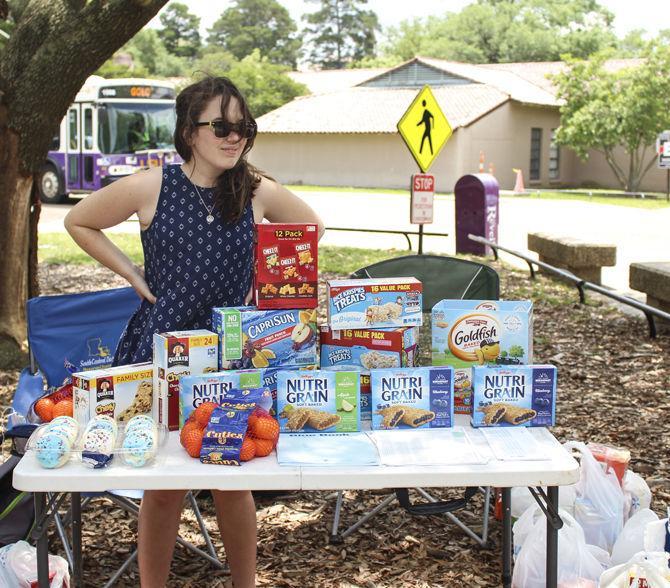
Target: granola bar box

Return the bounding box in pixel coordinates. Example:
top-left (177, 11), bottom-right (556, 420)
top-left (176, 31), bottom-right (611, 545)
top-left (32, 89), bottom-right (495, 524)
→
top-left (212, 306), bottom-right (317, 370)
top-left (276, 369), bottom-right (360, 433)
top-left (471, 365), bottom-right (556, 427)
top-left (254, 223), bottom-right (318, 310)
top-left (153, 330), bottom-right (218, 431)
top-left (73, 362), bottom-right (153, 427)
top-left (327, 278), bottom-right (423, 330)
top-left (431, 300), bottom-right (533, 415)
top-left (255, 365), bottom-right (317, 416)
top-left (370, 367), bottom-right (454, 430)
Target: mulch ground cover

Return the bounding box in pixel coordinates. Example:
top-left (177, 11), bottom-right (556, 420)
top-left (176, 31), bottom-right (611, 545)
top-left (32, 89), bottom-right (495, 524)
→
top-left (1, 260), bottom-right (668, 587)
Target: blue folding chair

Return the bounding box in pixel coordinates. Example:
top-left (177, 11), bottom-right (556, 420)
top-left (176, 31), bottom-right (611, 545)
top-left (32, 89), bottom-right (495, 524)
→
top-left (9, 287), bottom-right (224, 586)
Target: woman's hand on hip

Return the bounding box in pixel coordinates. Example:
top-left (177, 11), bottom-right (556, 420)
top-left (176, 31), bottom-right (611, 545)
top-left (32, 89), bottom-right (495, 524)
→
top-left (128, 268), bottom-right (157, 304)
top-left (244, 283), bottom-right (253, 305)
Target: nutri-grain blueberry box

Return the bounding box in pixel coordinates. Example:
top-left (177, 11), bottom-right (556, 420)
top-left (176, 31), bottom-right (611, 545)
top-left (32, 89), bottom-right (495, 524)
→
top-left (471, 365), bottom-right (556, 427)
top-left (370, 367), bottom-right (454, 430)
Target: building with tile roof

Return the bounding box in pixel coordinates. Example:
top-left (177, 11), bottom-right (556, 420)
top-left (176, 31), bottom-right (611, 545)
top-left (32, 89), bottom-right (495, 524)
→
top-left (249, 57), bottom-right (665, 192)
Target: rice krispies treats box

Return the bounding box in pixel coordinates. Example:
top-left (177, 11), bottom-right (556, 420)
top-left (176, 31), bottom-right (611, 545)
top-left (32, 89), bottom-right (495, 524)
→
top-left (277, 370), bottom-right (360, 433)
top-left (327, 278), bottom-right (422, 330)
top-left (431, 300), bottom-right (533, 415)
top-left (370, 367), bottom-right (454, 430)
top-left (212, 306), bottom-right (317, 370)
top-left (471, 365), bottom-right (556, 427)
top-left (254, 223), bottom-right (318, 310)
top-left (73, 362), bottom-right (153, 427)
top-left (153, 330), bottom-right (218, 431)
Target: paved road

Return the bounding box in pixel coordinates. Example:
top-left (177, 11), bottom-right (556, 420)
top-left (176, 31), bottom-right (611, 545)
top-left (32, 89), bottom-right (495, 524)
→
top-left (40, 191), bottom-right (670, 296)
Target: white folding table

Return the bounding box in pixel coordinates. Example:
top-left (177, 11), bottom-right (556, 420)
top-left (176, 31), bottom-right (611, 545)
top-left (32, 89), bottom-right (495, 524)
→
top-left (13, 423), bottom-right (579, 588)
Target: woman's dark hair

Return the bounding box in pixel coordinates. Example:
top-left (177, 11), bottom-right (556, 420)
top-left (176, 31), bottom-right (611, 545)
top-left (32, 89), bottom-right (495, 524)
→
top-left (174, 76), bottom-right (261, 223)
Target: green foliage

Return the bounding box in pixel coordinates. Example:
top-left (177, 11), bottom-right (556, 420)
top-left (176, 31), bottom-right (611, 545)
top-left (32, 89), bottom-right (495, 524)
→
top-left (381, 0), bottom-right (616, 63)
top-left (159, 1), bottom-right (201, 59)
top-left (552, 42), bottom-right (670, 191)
top-left (508, 345), bottom-right (524, 358)
top-left (95, 59), bottom-right (149, 79)
top-left (123, 29), bottom-right (189, 76)
top-left (207, 0), bottom-right (301, 68)
top-left (191, 48), bottom-right (237, 78)
top-left (302, 0), bottom-right (380, 69)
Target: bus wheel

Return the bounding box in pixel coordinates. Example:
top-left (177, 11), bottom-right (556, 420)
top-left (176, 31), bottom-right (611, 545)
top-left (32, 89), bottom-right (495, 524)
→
top-left (38, 164), bottom-right (66, 204)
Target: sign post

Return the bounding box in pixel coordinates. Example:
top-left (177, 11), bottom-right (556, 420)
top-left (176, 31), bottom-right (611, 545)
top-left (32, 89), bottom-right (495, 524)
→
top-left (657, 131), bottom-right (670, 202)
top-left (397, 85), bottom-right (452, 253)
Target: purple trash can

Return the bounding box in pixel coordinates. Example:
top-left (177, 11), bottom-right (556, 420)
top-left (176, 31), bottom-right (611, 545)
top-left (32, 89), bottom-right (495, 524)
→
top-left (454, 173), bottom-right (499, 256)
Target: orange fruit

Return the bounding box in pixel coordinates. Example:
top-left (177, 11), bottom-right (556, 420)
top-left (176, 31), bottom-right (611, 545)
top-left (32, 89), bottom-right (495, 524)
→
top-left (239, 437), bottom-right (256, 462)
top-left (52, 399), bottom-right (73, 418)
top-left (247, 412), bottom-right (259, 431)
top-left (34, 398), bottom-right (55, 422)
top-left (194, 402), bottom-right (219, 428)
top-left (182, 427), bottom-right (205, 458)
top-left (252, 437), bottom-right (274, 457)
top-left (250, 417), bottom-right (279, 442)
top-left (180, 421), bottom-right (202, 447)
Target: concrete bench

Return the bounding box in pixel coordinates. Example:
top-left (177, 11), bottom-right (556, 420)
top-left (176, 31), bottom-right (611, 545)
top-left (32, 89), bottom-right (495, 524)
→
top-left (630, 262), bottom-right (670, 316)
top-left (527, 233), bottom-right (616, 284)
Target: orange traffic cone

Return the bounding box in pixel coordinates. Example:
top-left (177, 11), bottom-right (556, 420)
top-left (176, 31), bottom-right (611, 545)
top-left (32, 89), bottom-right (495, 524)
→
top-left (512, 168), bottom-right (525, 194)
top-left (478, 151), bottom-right (485, 173)
top-left (488, 162), bottom-right (495, 175)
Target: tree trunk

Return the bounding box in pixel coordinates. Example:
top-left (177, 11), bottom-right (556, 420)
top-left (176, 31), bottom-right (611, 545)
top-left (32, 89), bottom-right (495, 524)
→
top-left (0, 0), bottom-right (168, 350)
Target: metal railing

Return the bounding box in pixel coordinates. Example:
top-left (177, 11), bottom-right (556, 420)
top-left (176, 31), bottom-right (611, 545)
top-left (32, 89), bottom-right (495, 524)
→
top-left (468, 234), bottom-right (670, 338)
top-left (326, 226), bottom-right (448, 252)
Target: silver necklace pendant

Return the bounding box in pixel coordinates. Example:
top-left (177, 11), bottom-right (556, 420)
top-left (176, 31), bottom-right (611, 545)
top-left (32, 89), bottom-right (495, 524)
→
top-left (206, 214), bottom-right (214, 224)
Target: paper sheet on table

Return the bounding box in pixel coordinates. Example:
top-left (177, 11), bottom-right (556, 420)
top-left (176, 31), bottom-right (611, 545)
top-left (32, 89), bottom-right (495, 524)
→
top-left (368, 428), bottom-right (488, 466)
top-left (480, 427), bottom-right (547, 461)
top-left (277, 433), bottom-right (380, 466)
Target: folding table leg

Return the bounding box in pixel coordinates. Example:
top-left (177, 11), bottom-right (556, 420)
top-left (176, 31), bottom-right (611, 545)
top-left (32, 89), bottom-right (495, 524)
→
top-left (546, 486), bottom-right (559, 588)
top-left (34, 492), bottom-right (50, 588)
top-left (501, 488), bottom-right (512, 588)
top-left (71, 492), bottom-right (83, 588)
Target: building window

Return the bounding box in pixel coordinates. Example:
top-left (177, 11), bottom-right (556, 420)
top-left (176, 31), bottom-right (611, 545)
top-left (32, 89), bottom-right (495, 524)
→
top-left (530, 128), bottom-right (542, 181)
top-left (549, 128), bottom-right (560, 180)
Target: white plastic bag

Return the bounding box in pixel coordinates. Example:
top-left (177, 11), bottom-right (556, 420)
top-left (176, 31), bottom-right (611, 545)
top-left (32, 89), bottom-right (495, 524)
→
top-left (511, 485), bottom-right (577, 520)
top-left (611, 508), bottom-right (659, 565)
top-left (513, 503), bottom-right (543, 558)
top-left (622, 470), bottom-right (651, 521)
top-left (644, 518), bottom-right (669, 552)
top-left (564, 441), bottom-right (625, 553)
top-left (512, 509), bottom-right (604, 588)
top-left (0, 541), bottom-right (69, 588)
top-left (599, 551), bottom-right (670, 587)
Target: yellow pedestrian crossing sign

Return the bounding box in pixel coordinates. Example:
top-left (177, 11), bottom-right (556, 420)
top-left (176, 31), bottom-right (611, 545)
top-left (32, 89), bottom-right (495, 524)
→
top-left (397, 85), bottom-right (452, 173)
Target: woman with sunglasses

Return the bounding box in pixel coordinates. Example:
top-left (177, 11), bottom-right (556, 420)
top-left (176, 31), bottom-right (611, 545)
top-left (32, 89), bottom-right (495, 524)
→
top-left (65, 76), bottom-right (324, 588)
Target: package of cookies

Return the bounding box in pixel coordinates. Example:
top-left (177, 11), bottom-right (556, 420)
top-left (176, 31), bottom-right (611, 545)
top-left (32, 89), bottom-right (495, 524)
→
top-left (254, 223), bottom-right (318, 309)
top-left (370, 367), bottom-right (454, 430)
top-left (276, 369), bottom-right (360, 433)
top-left (471, 365), bottom-right (556, 427)
top-left (431, 300), bottom-right (533, 414)
top-left (73, 362), bottom-right (153, 428)
top-left (212, 306), bottom-right (317, 370)
top-left (153, 330), bottom-right (218, 431)
top-left (327, 278), bottom-right (422, 330)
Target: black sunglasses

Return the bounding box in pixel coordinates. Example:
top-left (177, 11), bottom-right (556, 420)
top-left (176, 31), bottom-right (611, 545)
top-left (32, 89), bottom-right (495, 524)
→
top-left (195, 119), bottom-right (257, 139)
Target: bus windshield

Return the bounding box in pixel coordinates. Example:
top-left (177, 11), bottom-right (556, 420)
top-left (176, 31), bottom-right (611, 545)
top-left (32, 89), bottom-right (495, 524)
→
top-left (98, 102), bottom-right (176, 154)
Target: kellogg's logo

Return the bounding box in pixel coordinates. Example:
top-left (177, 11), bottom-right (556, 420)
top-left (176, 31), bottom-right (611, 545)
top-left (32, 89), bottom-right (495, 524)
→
top-left (448, 314), bottom-right (500, 362)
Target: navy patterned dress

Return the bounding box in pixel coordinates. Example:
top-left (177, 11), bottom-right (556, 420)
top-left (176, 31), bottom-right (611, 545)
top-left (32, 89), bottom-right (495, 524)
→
top-left (113, 164), bottom-right (255, 366)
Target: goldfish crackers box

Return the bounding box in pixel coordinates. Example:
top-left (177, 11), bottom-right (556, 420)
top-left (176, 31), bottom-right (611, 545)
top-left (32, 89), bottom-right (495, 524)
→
top-left (327, 278), bottom-right (423, 330)
top-left (277, 370), bottom-right (360, 433)
top-left (212, 306), bottom-right (318, 370)
top-left (471, 365), bottom-right (556, 427)
top-left (254, 223), bottom-right (318, 310)
top-left (431, 300), bottom-right (533, 414)
top-left (73, 362), bottom-right (153, 427)
top-left (153, 330), bottom-right (218, 431)
top-left (370, 367), bottom-right (454, 430)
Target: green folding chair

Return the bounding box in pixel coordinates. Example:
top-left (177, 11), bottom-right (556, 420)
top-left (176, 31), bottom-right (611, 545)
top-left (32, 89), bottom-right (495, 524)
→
top-left (331, 254), bottom-right (500, 546)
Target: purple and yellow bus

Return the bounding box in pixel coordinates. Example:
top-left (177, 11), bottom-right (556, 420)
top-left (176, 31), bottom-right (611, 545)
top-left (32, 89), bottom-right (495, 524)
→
top-left (40, 76), bottom-right (180, 203)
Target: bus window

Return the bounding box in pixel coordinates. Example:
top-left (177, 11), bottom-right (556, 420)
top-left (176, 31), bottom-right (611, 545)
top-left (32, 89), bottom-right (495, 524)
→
top-left (68, 108), bottom-right (79, 150)
top-left (83, 107), bottom-right (93, 150)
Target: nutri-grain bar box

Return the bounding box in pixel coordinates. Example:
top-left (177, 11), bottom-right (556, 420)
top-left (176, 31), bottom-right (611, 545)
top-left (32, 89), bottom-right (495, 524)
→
top-left (254, 223), bottom-right (318, 309)
top-left (153, 330), bottom-right (218, 431)
top-left (327, 278), bottom-right (423, 330)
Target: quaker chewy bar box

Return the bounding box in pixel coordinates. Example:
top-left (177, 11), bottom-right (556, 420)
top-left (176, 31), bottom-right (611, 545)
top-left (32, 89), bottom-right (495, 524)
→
top-left (277, 370), bottom-right (360, 433)
top-left (154, 330), bottom-right (218, 431)
top-left (327, 278), bottom-right (422, 330)
top-left (73, 362), bottom-right (153, 427)
top-left (213, 306), bottom-right (317, 370)
top-left (370, 367), bottom-right (454, 430)
top-left (431, 300), bottom-right (533, 415)
top-left (254, 223), bottom-right (318, 310)
top-left (471, 365), bottom-right (557, 427)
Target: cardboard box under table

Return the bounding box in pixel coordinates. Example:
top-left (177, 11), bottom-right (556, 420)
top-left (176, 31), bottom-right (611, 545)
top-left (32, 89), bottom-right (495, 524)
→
top-left (14, 418), bottom-right (578, 588)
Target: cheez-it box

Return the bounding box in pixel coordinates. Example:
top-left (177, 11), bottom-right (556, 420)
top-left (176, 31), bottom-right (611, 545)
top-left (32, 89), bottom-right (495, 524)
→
top-left (254, 223), bottom-right (318, 310)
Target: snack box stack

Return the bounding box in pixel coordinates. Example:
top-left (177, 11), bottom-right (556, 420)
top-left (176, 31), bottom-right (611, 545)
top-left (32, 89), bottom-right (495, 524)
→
top-left (153, 330), bottom-right (218, 431)
top-left (431, 300), bottom-right (533, 415)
